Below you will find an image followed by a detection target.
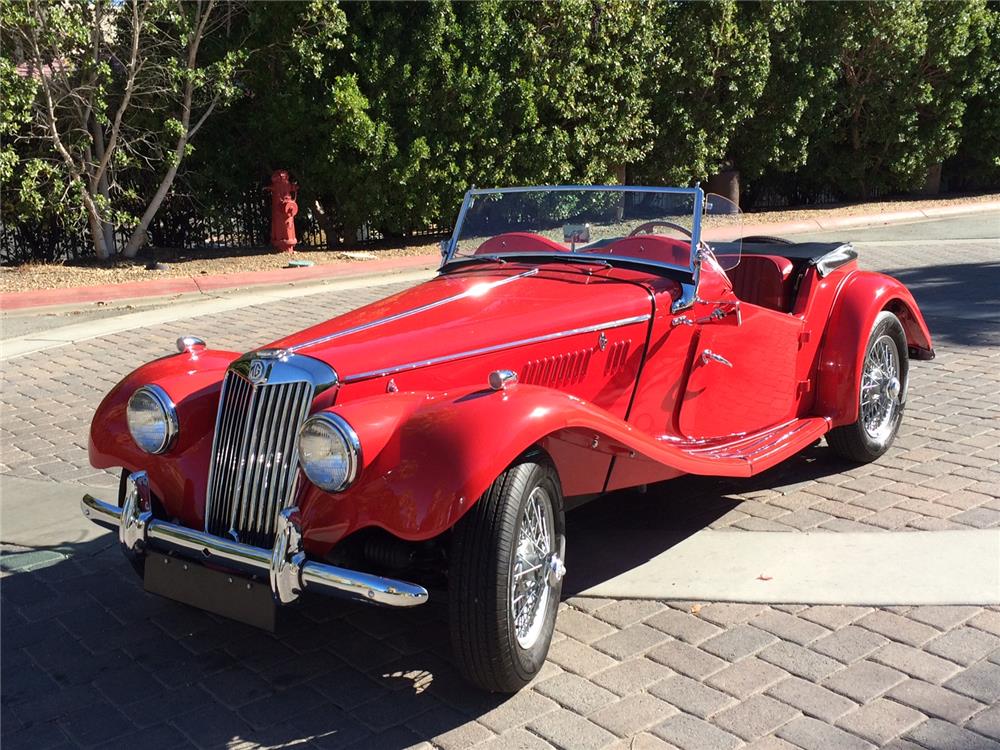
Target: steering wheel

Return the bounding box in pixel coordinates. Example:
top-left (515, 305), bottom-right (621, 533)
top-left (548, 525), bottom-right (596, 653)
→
top-left (629, 220), bottom-right (693, 238)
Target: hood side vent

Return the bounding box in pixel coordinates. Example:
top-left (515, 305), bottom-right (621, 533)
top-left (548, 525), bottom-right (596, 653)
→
top-left (604, 339), bottom-right (631, 375)
top-left (521, 349), bottom-right (593, 387)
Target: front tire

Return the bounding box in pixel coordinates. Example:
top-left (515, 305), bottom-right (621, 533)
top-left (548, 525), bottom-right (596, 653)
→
top-left (449, 455), bottom-right (565, 693)
top-left (827, 311), bottom-right (908, 463)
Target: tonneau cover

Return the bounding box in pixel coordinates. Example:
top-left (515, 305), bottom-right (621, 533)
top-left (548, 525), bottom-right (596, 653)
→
top-left (714, 241), bottom-right (852, 265)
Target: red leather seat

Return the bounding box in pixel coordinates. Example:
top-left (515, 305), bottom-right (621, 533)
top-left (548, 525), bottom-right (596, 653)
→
top-left (595, 235), bottom-right (690, 266)
top-left (726, 255), bottom-right (795, 312)
top-left (475, 232), bottom-right (568, 255)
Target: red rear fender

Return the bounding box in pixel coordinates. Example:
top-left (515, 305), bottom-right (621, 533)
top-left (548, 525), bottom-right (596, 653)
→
top-left (815, 272), bottom-right (933, 426)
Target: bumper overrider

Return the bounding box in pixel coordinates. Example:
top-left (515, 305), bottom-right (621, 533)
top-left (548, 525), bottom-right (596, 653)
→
top-left (80, 471), bottom-right (428, 608)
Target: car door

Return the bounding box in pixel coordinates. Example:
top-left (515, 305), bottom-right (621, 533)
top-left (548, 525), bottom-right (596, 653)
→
top-left (677, 265), bottom-right (804, 440)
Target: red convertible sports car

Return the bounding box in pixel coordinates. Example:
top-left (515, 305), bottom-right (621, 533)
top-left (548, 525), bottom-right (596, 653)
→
top-left (81, 185), bottom-right (933, 691)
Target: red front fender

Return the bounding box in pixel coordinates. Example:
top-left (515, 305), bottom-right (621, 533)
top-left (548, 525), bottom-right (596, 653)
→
top-left (88, 349), bottom-right (238, 524)
top-left (815, 271), bottom-right (933, 427)
top-left (297, 385), bottom-right (753, 556)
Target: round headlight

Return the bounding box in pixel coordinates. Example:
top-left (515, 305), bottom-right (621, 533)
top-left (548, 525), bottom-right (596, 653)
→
top-left (126, 385), bottom-right (178, 454)
top-left (297, 413), bottom-right (361, 492)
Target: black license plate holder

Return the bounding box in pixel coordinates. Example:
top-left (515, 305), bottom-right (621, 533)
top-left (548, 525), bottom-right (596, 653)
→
top-left (144, 551), bottom-right (278, 631)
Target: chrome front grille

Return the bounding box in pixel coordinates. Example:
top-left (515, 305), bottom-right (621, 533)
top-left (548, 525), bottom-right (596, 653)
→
top-left (205, 369), bottom-right (314, 548)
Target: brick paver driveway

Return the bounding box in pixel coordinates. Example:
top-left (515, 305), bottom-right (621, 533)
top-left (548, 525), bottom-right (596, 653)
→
top-left (2, 214), bottom-right (999, 749)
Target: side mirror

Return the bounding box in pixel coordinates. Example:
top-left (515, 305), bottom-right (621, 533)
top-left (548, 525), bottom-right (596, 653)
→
top-left (439, 239), bottom-right (450, 262)
top-left (563, 223), bottom-right (591, 244)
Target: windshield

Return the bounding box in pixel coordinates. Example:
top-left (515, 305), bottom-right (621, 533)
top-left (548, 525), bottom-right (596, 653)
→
top-left (444, 186), bottom-right (704, 273)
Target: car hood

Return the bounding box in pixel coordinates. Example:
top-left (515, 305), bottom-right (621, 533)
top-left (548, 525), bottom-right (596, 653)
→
top-left (266, 265), bottom-right (654, 384)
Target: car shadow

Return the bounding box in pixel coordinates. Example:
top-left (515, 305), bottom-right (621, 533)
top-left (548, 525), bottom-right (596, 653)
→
top-left (883, 260), bottom-right (1000, 348)
top-left (0, 440), bottom-right (875, 749)
top-left (561, 442), bottom-right (860, 595)
top-left (0, 450), bottom-right (843, 749)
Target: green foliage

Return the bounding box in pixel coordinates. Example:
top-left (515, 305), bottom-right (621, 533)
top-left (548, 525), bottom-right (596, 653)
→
top-left (0, 55), bottom-right (38, 210)
top-left (4, 0), bottom-right (999, 258)
top-left (729, 1), bottom-right (842, 179)
top-left (946, 0), bottom-right (1000, 187)
top-left (641, 0), bottom-right (771, 185)
top-left (807, 0), bottom-right (993, 198)
top-left (2, 0), bottom-right (250, 257)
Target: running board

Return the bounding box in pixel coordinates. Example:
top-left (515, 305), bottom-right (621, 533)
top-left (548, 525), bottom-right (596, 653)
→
top-left (675, 417), bottom-right (830, 477)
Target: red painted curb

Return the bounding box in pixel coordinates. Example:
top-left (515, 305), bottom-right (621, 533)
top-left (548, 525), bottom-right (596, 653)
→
top-left (1, 253), bottom-right (440, 312)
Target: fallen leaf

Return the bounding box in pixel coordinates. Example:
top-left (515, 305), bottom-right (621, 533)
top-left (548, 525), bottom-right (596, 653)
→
top-left (689, 603), bottom-right (702, 615)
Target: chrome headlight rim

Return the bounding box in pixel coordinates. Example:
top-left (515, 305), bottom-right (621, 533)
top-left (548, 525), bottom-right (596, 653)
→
top-left (126, 384), bottom-right (178, 454)
top-left (298, 412), bottom-right (361, 493)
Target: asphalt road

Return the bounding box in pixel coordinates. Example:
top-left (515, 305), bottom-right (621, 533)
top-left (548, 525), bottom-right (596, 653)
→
top-left (792, 211), bottom-right (1000, 242)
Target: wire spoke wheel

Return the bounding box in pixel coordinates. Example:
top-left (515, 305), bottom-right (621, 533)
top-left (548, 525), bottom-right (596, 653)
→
top-left (510, 487), bottom-right (556, 650)
top-left (860, 334), bottom-right (901, 443)
top-left (449, 456), bottom-right (565, 692)
top-left (827, 311), bottom-right (908, 464)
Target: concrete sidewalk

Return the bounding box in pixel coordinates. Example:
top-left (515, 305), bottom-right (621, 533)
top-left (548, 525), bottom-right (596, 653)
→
top-left (1, 252), bottom-right (440, 312)
top-left (0, 268), bottom-right (435, 360)
top-left (5, 474), bottom-right (997, 606)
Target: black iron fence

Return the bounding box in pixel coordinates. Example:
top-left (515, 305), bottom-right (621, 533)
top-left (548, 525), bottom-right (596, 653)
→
top-left (1, 174), bottom-right (989, 265)
top-left (0, 188), bottom-right (450, 265)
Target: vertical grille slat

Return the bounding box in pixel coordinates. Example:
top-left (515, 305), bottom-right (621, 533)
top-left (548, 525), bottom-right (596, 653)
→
top-left (255, 383), bottom-right (294, 537)
top-left (208, 372), bottom-right (247, 537)
top-left (226, 382), bottom-right (263, 533)
top-left (205, 370), bottom-right (315, 547)
top-left (217, 373), bottom-right (253, 537)
top-left (238, 385), bottom-right (273, 534)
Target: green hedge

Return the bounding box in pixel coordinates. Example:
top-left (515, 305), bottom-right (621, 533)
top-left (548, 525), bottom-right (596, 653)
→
top-left (5, 0), bottom-right (998, 255)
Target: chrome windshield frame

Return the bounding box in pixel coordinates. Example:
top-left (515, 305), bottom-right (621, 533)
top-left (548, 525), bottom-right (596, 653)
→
top-left (441, 185), bottom-right (705, 275)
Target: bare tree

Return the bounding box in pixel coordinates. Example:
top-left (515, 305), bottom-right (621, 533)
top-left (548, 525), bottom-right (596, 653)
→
top-left (7, 0), bottom-right (246, 259)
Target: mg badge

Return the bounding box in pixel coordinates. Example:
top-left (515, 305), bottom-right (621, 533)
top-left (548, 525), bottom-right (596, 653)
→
top-left (248, 359), bottom-right (267, 384)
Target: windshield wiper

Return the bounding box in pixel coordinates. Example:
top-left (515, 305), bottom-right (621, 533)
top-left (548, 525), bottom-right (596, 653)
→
top-left (525, 253), bottom-right (613, 271)
top-left (442, 254), bottom-right (507, 269)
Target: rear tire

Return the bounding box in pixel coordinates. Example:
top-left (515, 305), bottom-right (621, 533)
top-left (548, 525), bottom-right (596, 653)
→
top-left (448, 455), bottom-right (565, 692)
top-left (827, 311), bottom-right (908, 463)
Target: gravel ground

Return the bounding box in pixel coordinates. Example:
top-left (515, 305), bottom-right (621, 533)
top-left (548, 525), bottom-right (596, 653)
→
top-left (3, 192), bottom-right (997, 294)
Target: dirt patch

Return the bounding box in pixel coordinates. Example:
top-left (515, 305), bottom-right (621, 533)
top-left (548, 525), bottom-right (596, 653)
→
top-left (3, 192), bottom-right (997, 294)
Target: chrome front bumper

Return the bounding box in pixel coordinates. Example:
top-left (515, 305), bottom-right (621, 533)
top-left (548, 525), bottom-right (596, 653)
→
top-left (80, 471), bottom-right (428, 608)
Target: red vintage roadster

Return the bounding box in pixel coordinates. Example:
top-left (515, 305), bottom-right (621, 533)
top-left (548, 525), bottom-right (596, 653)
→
top-left (81, 186), bottom-right (933, 691)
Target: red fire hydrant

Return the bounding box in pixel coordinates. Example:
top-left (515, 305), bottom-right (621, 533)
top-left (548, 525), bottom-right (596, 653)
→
top-left (265, 170), bottom-right (298, 252)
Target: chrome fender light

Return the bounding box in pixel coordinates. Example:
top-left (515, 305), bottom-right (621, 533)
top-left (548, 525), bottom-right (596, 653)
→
top-left (297, 413), bottom-right (361, 492)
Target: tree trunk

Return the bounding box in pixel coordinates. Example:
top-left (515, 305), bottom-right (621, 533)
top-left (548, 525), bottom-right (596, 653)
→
top-left (86, 200), bottom-right (110, 259)
top-left (706, 167), bottom-right (740, 206)
top-left (123, 148), bottom-right (182, 257)
top-left (612, 164), bottom-right (626, 221)
top-left (921, 163), bottom-right (942, 195)
top-left (91, 116), bottom-right (116, 255)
